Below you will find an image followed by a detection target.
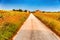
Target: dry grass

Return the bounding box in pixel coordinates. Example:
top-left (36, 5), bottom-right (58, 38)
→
top-left (0, 10), bottom-right (30, 40)
top-left (34, 12), bottom-right (60, 36)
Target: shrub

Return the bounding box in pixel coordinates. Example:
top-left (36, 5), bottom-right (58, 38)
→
top-left (0, 14), bottom-right (3, 18)
top-left (0, 22), bottom-right (17, 40)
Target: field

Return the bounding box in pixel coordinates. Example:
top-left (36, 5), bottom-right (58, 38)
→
top-left (34, 12), bottom-right (60, 36)
top-left (0, 10), bottom-right (30, 40)
top-left (0, 10), bottom-right (60, 40)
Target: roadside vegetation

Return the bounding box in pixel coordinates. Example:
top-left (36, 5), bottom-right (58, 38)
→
top-left (0, 9), bottom-right (60, 40)
top-left (0, 10), bottom-right (30, 40)
top-left (34, 11), bottom-right (60, 36)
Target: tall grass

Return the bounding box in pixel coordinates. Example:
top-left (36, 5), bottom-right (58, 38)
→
top-left (0, 10), bottom-right (30, 40)
top-left (34, 12), bottom-right (60, 36)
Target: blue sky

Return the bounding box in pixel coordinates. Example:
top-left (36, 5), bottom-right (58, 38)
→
top-left (0, 0), bottom-right (60, 11)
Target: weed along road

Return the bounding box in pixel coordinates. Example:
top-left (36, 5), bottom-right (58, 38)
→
top-left (13, 13), bottom-right (60, 40)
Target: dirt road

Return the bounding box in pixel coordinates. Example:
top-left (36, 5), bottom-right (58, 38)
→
top-left (13, 13), bottom-right (60, 40)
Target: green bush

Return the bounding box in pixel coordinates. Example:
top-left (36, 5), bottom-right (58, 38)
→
top-left (0, 14), bottom-right (3, 18)
top-left (0, 22), bottom-right (17, 40)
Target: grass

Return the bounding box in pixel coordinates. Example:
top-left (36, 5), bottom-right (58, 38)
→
top-left (0, 10), bottom-right (30, 40)
top-left (34, 12), bottom-right (60, 36)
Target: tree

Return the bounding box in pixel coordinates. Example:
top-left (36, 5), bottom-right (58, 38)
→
top-left (13, 9), bottom-right (23, 12)
top-left (42, 11), bottom-right (45, 13)
top-left (24, 10), bottom-right (27, 12)
top-left (19, 9), bottom-right (23, 12)
top-left (13, 9), bottom-right (15, 11)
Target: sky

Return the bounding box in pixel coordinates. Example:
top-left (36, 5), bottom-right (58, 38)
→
top-left (0, 0), bottom-right (60, 11)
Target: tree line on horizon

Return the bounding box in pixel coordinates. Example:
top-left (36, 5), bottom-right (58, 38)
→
top-left (13, 9), bottom-right (28, 12)
top-left (12, 9), bottom-right (60, 13)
